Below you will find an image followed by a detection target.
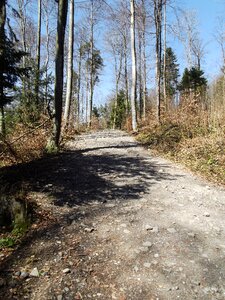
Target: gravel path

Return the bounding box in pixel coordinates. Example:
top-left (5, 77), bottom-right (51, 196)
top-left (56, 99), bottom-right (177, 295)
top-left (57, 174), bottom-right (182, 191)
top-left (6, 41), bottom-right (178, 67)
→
top-left (0, 130), bottom-right (225, 300)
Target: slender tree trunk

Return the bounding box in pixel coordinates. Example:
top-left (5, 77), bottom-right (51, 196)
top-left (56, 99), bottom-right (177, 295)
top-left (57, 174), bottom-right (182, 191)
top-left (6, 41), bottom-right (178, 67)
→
top-left (130, 0), bottom-right (138, 131)
top-left (123, 34), bottom-right (129, 116)
top-left (0, 0), bottom-right (6, 136)
top-left (113, 51), bottom-right (123, 130)
top-left (138, 28), bottom-right (143, 119)
top-left (142, 0), bottom-right (147, 121)
top-left (85, 57), bottom-right (89, 125)
top-left (64, 0), bottom-right (74, 130)
top-left (43, 1), bottom-right (50, 111)
top-left (88, 0), bottom-right (94, 128)
top-left (17, 0), bottom-right (27, 67)
top-left (0, 105), bottom-right (6, 137)
top-left (76, 47), bottom-right (82, 129)
top-left (51, 0), bottom-right (68, 148)
top-left (35, 0), bottom-right (42, 108)
top-left (17, 0), bottom-right (27, 98)
top-left (154, 0), bottom-right (162, 123)
top-left (163, 0), bottom-right (167, 112)
top-left (0, 0), bottom-right (6, 53)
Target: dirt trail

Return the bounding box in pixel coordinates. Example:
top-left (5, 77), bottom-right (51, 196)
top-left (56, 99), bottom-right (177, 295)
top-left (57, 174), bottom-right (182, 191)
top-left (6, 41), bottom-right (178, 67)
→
top-left (1, 130), bottom-right (225, 300)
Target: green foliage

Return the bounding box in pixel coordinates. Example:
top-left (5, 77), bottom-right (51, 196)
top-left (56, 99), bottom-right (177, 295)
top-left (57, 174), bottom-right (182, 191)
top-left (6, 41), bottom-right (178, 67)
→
top-left (0, 237), bottom-right (15, 249)
top-left (162, 47), bottom-right (179, 97)
top-left (16, 61), bottom-right (54, 124)
top-left (111, 90), bottom-right (127, 129)
top-left (45, 139), bottom-right (59, 154)
top-left (92, 106), bottom-right (100, 118)
top-left (12, 221), bottom-right (29, 236)
top-left (86, 49), bottom-right (104, 85)
top-left (0, 33), bottom-right (26, 109)
top-left (179, 67), bottom-right (207, 92)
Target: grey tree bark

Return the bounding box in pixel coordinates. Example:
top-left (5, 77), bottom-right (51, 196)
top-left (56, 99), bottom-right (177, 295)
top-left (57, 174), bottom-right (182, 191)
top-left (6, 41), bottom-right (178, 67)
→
top-left (123, 33), bottom-right (129, 116)
top-left (141, 0), bottom-right (147, 121)
top-left (88, 0), bottom-right (94, 128)
top-left (64, 0), bottom-right (74, 130)
top-left (17, 0), bottom-right (27, 97)
top-left (35, 0), bottom-right (42, 107)
top-left (163, 0), bottom-right (167, 111)
top-left (51, 0), bottom-right (68, 148)
top-left (130, 0), bottom-right (138, 131)
top-left (0, 0), bottom-right (6, 136)
top-left (154, 0), bottom-right (163, 123)
top-left (76, 44), bottom-right (83, 129)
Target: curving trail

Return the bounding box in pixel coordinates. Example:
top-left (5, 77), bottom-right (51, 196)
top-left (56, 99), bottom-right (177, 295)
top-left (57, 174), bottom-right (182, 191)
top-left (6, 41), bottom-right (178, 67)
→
top-left (0, 130), bottom-right (225, 300)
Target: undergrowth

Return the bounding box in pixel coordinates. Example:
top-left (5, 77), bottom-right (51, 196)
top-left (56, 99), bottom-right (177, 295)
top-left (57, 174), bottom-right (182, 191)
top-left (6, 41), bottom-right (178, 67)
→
top-left (0, 115), bottom-right (52, 167)
top-left (137, 110), bottom-right (225, 185)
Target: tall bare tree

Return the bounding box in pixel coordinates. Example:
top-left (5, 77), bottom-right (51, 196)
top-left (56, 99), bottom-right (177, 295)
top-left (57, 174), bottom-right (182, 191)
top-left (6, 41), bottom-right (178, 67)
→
top-left (51, 0), bottom-right (68, 148)
top-left (35, 0), bottom-right (42, 107)
top-left (163, 0), bottom-right (167, 111)
top-left (154, 0), bottom-right (163, 123)
top-left (88, 0), bottom-right (94, 127)
top-left (130, 0), bottom-right (138, 131)
top-left (0, 0), bottom-right (6, 136)
top-left (64, 0), bottom-right (74, 129)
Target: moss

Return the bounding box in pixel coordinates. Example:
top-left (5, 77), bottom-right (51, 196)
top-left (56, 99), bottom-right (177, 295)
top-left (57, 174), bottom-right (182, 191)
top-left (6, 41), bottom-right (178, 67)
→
top-left (0, 237), bottom-right (15, 249)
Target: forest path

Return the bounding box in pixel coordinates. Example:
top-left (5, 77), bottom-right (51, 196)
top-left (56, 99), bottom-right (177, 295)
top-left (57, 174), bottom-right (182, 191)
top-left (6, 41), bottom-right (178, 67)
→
top-left (1, 130), bottom-right (225, 300)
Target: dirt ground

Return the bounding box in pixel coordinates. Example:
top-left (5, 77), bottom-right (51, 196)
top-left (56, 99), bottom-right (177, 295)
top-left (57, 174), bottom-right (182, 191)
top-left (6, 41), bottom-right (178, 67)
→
top-left (0, 130), bottom-right (225, 300)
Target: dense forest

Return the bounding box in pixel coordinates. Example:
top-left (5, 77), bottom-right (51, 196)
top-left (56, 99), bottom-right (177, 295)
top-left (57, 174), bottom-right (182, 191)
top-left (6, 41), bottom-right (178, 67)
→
top-left (0, 0), bottom-right (224, 184)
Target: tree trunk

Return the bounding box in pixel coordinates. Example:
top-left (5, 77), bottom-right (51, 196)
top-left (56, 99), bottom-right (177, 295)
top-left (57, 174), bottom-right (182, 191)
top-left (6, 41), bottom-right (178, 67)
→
top-left (142, 0), bottom-right (147, 121)
top-left (88, 0), bottom-right (94, 128)
top-left (35, 0), bottom-right (42, 108)
top-left (76, 46), bottom-right (82, 129)
top-left (124, 35), bottom-right (129, 116)
top-left (154, 0), bottom-right (162, 123)
top-left (17, 0), bottom-right (27, 97)
top-left (163, 0), bottom-right (167, 112)
top-left (138, 26), bottom-right (143, 119)
top-left (130, 0), bottom-right (138, 131)
top-left (0, 105), bottom-right (5, 138)
top-left (64, 0), bottom-right (74, 130)
top-left (113, 50), bottom-right (123, 130)
top-left (43, 0), bottom-right (50, 111)
top-left (51, 0), bottom-right (68, 148)
top-left (0, 0), bottom-right (6, 137)
top-left (85, 56), bottom-right (90, 125)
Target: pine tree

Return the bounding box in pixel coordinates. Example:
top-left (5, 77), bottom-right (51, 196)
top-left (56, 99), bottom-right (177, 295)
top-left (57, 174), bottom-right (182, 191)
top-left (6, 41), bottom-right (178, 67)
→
top-left (111, 90), bottom-right (126, 129)
top-left (0, 0), bottom-right (26, 136)
top-left (179, 67), bottom-right (207, 92)
top-left (162, 47), bottom-right (179, 108)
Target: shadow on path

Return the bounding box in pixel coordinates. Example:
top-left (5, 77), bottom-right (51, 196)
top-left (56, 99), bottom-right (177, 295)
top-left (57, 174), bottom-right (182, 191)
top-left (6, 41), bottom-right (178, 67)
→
top-left (1, 144), bottom-right (180, 207)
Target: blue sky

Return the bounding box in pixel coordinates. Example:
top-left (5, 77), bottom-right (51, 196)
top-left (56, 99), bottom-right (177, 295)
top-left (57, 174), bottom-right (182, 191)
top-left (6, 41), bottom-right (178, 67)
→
top-left (179, 0), bottom-right (225, 77)
top-left (95, 0), bottom-right (225, 106)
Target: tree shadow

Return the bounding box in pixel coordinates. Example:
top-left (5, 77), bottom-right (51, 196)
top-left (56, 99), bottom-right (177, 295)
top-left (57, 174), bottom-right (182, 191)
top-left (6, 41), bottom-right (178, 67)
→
top-left (0, 139), bottom-right (186, 298)
top-left (1, 146), bottom-right (179, 208)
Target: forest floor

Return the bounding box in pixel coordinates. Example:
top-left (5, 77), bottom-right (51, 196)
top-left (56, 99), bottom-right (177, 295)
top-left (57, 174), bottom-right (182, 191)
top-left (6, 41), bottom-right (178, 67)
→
top-left (0, 130), bottom-right (225, 300)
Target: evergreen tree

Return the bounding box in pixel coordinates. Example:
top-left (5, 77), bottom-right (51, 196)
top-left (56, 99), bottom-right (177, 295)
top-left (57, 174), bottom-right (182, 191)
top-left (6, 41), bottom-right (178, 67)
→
top-left (0, 0), bottom-right (26, 136)
top-left (162, 47), bottom-right (179, 100)
top-left (111, 90), bottom-right (126, 129)
top-left (86, 49), bottom-right (104, 87)
top-left (179, 67), bottom-right (207, 92)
